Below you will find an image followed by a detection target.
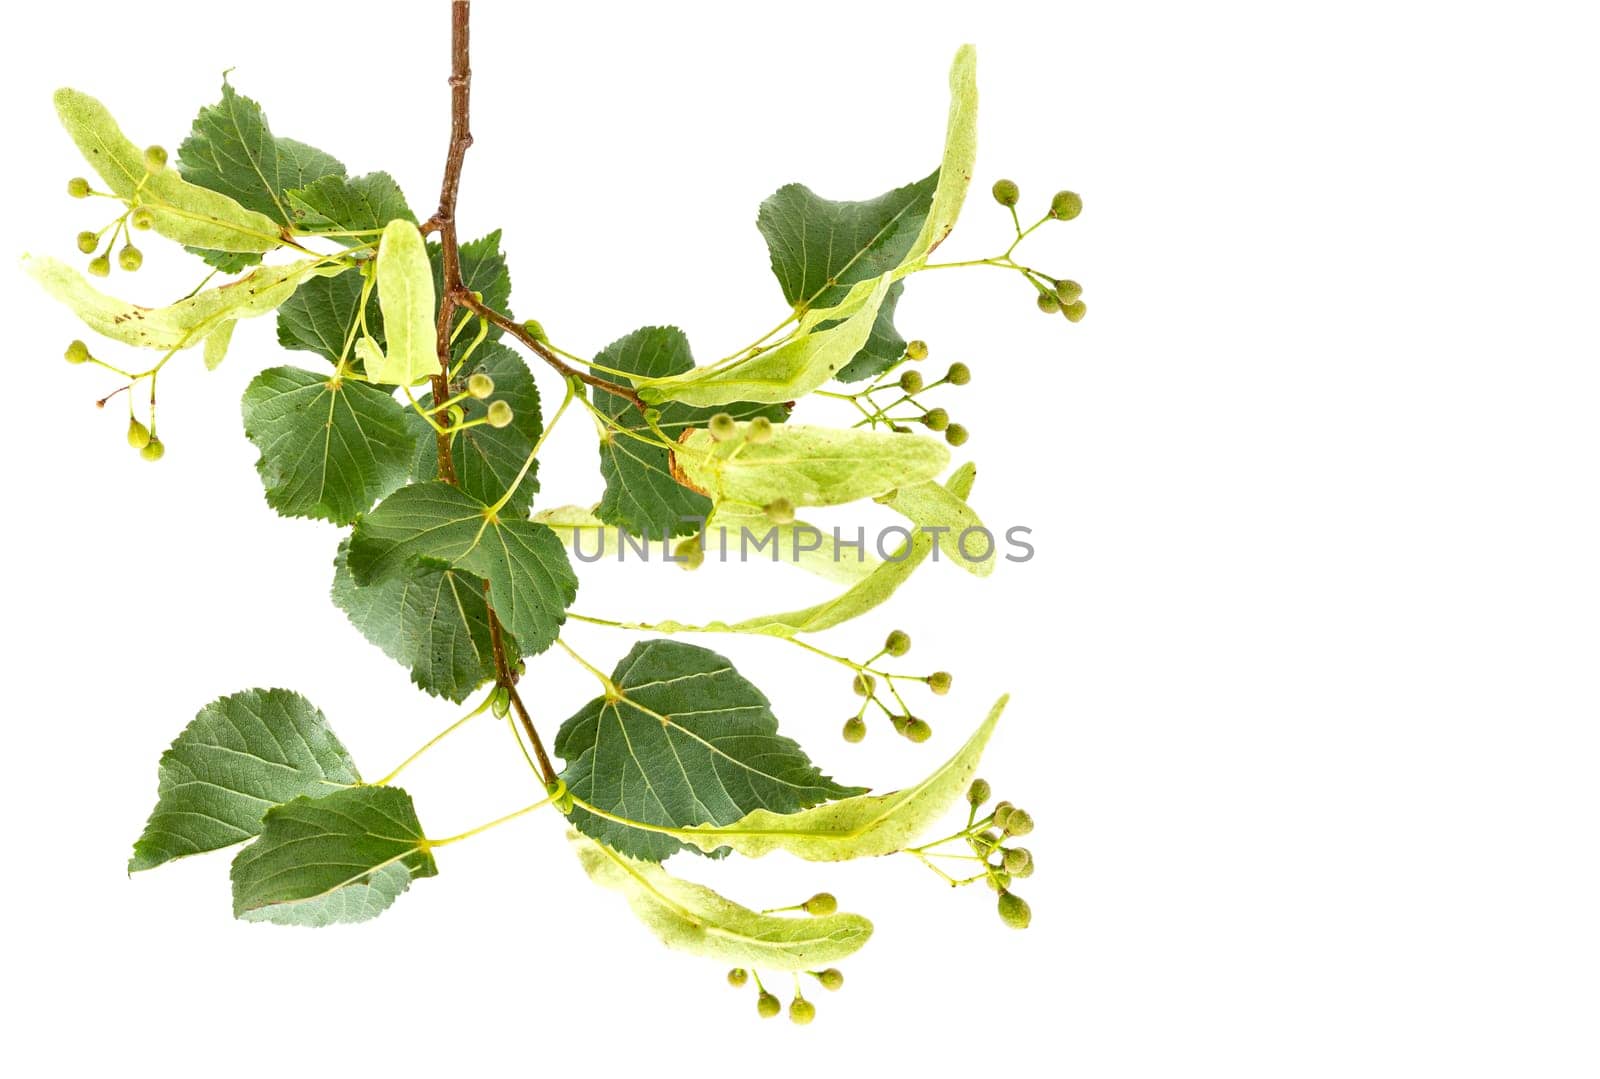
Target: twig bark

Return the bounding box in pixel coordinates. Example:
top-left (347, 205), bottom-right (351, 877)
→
top-left (424, 1), bottom-right (558, 787)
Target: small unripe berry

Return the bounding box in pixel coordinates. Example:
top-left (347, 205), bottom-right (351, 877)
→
top-left (991, 178), bottom-right (1020, 207)
top-left (944, 424), bottom-right (969, 447)
top-left (967, 778), bottom-right (992, 806)
top-left (899, 370), bottom-right (924, 393)
top-left (905, 339), bottom-right (928, 361)
top-left (1063, 300), bottom-right (1087, 323)
top-left (727, 968), bottom-right (748, 987)
top-left (842, 716), bottom-right (867, 743)
top-left (756, 991), bottom-right (781, 1019)
top-left (131, 208), bottom-right (155, 231)
top-left (708, 412), bottom-right (737, 441)
top-left (467, 372), bottom-right (495, 399)
top-left (802, 892), bottom-right (837, 916)
top-left (65, 340), bottom-right (90, 365)
top-left (746, 416), bottom-right (774, 444)
top-left (1050, 190), bottom-right (1083, 220)
top-left (126, 418), bottom-right (151, 449)
top-left (118, 245), bottom-right (143, 272)
top-left (991, 801), bottom-right (1014, 830)
top-left (88, 255), bottom-right (111, 277)
top-left (76, 231), bottom-right (98, 254)
top-left (514, 658), bottom-right (527, 676)
top-left (928, 671), bottom-right (953, 694)
top-left (987, 870), bottom-right (1012, 892)
top-left (1003, 808), bottom-right (1034, 836)
top-left (765, 498), bottom-right (795, 525)
top-left (922, 407), bottom-right (949, 432)
top-left (674, 537), bottom-right (705, 571)
top-left (814, 968), bottom-right (844, 991)
top-left (67, 177), bottom-right (90, 198)
top-left (140, 437), bottom-right (165, 462)
top-left (486, 400), bottom-right (514, 428)
top-left (1004, 847), bottom-right (1033, 875)
top-left (1037, 292), bottom-right (1060, 314)
top-left (143, 145), bottom-right (168, 172)
top-left (997, 891), bottom-right (1032, 929)
top-left (521, 319), bottom-right (549, 344)
top-left (902, 717), bottom-right (932, 743)
top-left (884, 629), bottom-right (911, 656)
top-left (945, 362), bottom-right (971, 386)
top-left (851, 672), bottom-right (875, 697)
top-left (1055, 279), bottom-right (1082, 304)
top-left (789, 997), bottom-right (816, 1025)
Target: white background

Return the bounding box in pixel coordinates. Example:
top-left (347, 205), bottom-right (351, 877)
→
top-left (2, 1), bottom-right (1595, 1075)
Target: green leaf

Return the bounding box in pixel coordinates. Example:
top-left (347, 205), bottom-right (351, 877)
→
top-left (53, 88), bottom-right (282, 254)
top-left (554, 639), bottom-right (863, 862)
top-left (346, 481), bottom-right (577, 657)
top-left (241, 366), bottom-right (421, 525)
top-left (675, 695), bottom-right (1007, 859)
top-left (887, 466), bottom-right (995, 577)
top-left (129, 689), bottom-right (360, 873)
top-left (26, 254), bottom-right (333, 351)
top-left (592, 326), bottom-right (785, 539)
top-left (705, 502), bottom-right (879, 586)
top-left (410, 343), bottom-right (543, 513)
top-left (276, 266), bottom-right (382, 364)
top-left (675, 422), bottom-right (949, 509)
top-left (835, 279), bottom-right (906, 383)
top-left (758, 172), bottom-right (938, 315)
top-left (331, 540), bottom-right (506, 703)
top-left (202, 319), bottom-right (236, 371)
top-left (230, 786), bottom-right (435, 926)
top-left (288, 172), bottom-right (415, 243)
top-left (570, 831), bottom-right (873, 970)
top-left (635, 47), bottom-right (977, 407)
top-left (367, 220), bottom-right (438, 386)
top-left (176, 79), bottom-right (344, 227)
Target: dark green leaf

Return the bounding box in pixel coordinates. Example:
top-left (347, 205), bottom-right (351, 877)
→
top-left (331, 540), bottom-right (507, 703)
top-left (347, 482), bottom-right (577, 657)
top-left (288, 172), bottom-right (416, 243)
top-left (592, 326), bottom-right (785, 539)
top-left (431, 230), bottom-right (512, 357)
top-left (757, 172), bottom-right (936, 314)
top-left (130, 689), bottom-right (360, 873)
top-left (230, 786), bottom-right (435, 926)
top-left (410, 343), bottom-right (542, 512)
top-left (241, 366), bottom-right (420, 525)
top-left (276, 269), bottom-right (383, 364)
top-left (177, 80), bottom-right (344, 226)
top-left (555, 640), bottom-right (864, 862)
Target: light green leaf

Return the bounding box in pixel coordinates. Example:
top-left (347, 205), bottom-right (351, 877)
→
top-left (555, 639), bottom-right (863, 862)
top-left (532, 504), bottom-right (631, 555)
top-left (368, 219), bottom-right (438, 386)
top-left (675, 421), bottom-right (949, 509)
top-left (129, 689), bottom-right (359, 873)
top-left (635, 278), bottom-right (890, 408)
top-left (410, 343), bottom-right (544, 513)
top-left (331, 540), bottom-right (507, 704)
top-left (887, 467), bottom-right (995, 577)
top-left (288, 172), bottom-right (415, 242)
top-left (25, 254), bottom-right (334, 351)
top-left (202, 319), bottom-right (236, 370)
top-left (241, 365), bottom-right (420, 525)
top-left (570, 831), bottom-right (873, 970)
top-left (706, 502), bottom-right (879, 586)
top-left (230, 786), bottom-right (435, 926)
top-left (54, 88), bottom-right (282, 254)
top-left (346, 481), bottom-right (577, 657)
top-left (675, 695), bottom-right (1006, 859)
top-left (592, 326), bottom-right (785, 538)
top-left (176, 79), bottom-right (344, 227)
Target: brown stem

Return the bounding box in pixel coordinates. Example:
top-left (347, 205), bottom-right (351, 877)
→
top-left (453, 292), bottom-right (645, 409)
top-left (425, 1), bottom-right (557, 788)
